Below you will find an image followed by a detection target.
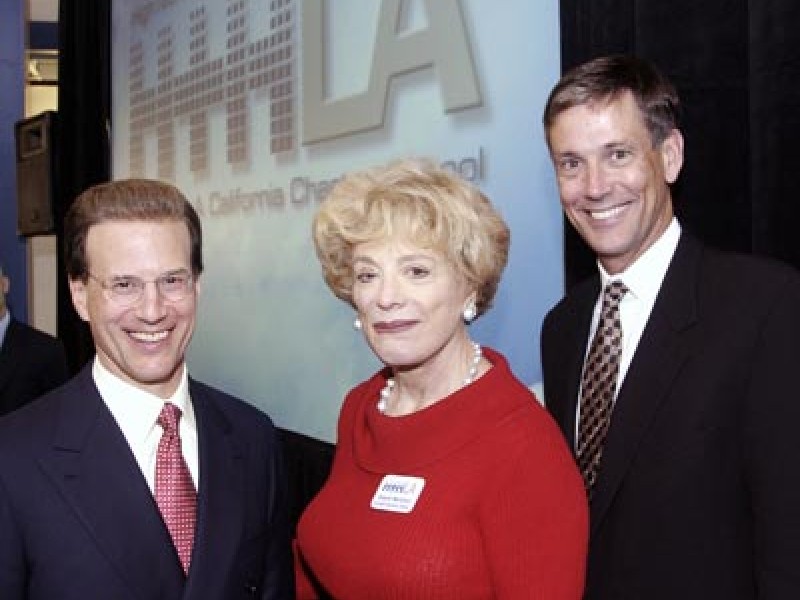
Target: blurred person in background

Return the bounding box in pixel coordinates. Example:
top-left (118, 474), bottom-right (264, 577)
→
top-left (0, 261), bottom-right (68, 415)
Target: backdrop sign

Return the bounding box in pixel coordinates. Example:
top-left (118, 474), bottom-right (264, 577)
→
top-left (111, 0), bottom-right (563, 441)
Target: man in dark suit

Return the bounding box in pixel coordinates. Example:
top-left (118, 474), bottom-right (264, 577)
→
top-left (540, 55), bottom-right (800, 599)
top-left (0, 263), bottom-right (69, 415)
top-left (0, 179), bottom-right (294, 599)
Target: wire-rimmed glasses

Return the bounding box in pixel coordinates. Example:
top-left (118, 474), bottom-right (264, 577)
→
top-left (88, 269), bottom-right (194, 306)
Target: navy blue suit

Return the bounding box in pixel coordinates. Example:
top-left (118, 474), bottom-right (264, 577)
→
top-left (0, 364), bottom-right (293, 599)
top-left (542, 232), bottom-right (800, 599)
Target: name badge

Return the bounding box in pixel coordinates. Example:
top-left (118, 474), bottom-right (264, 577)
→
top-left (370, 474), bottom-right (425, 513)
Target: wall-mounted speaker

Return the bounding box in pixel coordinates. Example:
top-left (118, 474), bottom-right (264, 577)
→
top-left (15, 111), bottom-right (57, 236)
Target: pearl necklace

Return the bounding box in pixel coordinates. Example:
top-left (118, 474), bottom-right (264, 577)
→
top-left (377, 342), bottom-right (483, 413)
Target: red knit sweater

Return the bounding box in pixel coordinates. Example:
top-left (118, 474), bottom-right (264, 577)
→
top-left (296, 348), bottom-right (588, 599)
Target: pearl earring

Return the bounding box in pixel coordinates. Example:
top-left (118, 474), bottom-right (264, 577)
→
top-left (463, 303), bottom-right (477, 323)
top-left (353, 317), bottom-right (362, 330)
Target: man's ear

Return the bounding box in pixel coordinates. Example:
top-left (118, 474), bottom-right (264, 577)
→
top-left (68, 278), bottom-right (90, 322)
top-left (660, 128), bottom-right (684, 184)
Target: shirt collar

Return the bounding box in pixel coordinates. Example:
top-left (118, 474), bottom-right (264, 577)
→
top-left (598, 218), bottom-right (681, 303)
top-left (0, 310), bottom-right (10, 349)
top-left (92, 356), bottom-right (195, 444)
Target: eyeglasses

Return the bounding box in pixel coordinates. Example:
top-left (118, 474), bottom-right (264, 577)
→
top-left (88, 270), bottom-right (195, 306)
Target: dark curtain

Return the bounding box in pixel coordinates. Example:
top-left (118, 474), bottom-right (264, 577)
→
top-left (56, 0), bottom-right (111, 373)
top-left (559, 0), bottom-right (800, 289)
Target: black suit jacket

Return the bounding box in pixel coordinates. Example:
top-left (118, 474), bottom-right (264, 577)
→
top-left (0, 364), bottom-right (294, 599)
top-left (541, 232), bottom-right (800, 599)
top-left (0, 318), bottom-right (68, 415)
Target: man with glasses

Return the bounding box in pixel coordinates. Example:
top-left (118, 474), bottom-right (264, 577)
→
top-left (0, 179), bottom-right (294, 599)
top-left (0, 262), bottom-right (68, 415)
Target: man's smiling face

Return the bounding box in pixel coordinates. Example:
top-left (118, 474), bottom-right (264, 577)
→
top-left (69, 219), bottom-right (199, 398)
top-left (548, 90), bottom-right (683, 274)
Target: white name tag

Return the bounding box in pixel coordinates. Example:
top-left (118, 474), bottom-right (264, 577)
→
top-left (370, 474), bottom-right (426, 513)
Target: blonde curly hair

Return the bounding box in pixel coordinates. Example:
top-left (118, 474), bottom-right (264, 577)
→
top-left (312, 157), bottom-right (510, 319)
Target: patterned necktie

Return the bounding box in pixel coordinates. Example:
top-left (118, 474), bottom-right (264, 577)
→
top-left (155, 403), bottom-right (197, 574)
top-left (577, 281), bottom-right (628, 495)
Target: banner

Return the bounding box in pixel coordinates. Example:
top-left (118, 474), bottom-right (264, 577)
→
top-left (111, 0), bottom-right (563, 441)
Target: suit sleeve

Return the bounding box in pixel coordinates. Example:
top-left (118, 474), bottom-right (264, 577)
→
top-left (0, 476), bottom-right (26, 599)
top-left (260, 429), bottom-right (296, 600)
top-left (743, 271), bottom-right (800, 596)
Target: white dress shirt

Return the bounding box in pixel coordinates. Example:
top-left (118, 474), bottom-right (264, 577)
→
top-left (93, 357), bottom-right (199, 492)
top-left (576, 219), bottom-right (682, 434)
top-left (0, 310), bottom-right (9, 349)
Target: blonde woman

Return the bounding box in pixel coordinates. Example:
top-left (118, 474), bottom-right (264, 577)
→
top-left (295, 158), bottom-right (587, 599)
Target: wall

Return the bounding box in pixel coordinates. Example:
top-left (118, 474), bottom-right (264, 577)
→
top-left (24, 53), bottom-right (58, 335)
top-left (0, 0), bottom-right (27, 321)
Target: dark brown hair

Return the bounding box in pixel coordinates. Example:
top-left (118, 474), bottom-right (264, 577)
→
top-left (64, 179), bottom-right (203, 280)
top-left (543, 55), bottom-right (682, 147)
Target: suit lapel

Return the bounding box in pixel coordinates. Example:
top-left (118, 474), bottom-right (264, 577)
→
top-left (589, 234), bottom-right (702, 532)
top-left (37, 367), bottom-right (185, 598)
top-left (547, 278), bottom-right (601, 453)
top-left (184, 383), bottom-right (245, 598)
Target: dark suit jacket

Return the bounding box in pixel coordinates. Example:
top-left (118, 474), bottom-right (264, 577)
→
top-left (541, 232), bottom-right (800, 599)
top-left (0, 364), bottom-right (294, 599)
top-left (0, 317), bottom-right (68, 415)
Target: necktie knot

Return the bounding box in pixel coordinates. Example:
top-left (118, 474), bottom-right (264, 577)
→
top-left (157, 403), bottom-right (182, 436)
top-left (603, 280), bottom-right (628, 308)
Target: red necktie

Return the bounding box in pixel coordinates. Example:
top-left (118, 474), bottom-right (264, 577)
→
top-left (577, 281), bottom-right (628, 495)
top-left (155, 403), bottom-right (197, 574)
